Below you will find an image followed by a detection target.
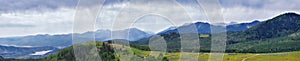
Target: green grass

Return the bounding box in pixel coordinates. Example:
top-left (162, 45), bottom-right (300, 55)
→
top-left (246, 51), bottom-right (300, 61)
top-left (199, 34), bottom-right (210, 38)
top-left (151, 51), bottom-right (300, 61)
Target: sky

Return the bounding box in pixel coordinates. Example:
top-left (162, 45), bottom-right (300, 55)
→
top-left (0, 0), bottom-right (300, 37)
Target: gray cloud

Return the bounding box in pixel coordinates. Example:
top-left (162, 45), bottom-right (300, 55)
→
top-left (219, 0), bottom-right (300, 22)
top-left (0, 0), bottom-right (129, 13)
top-left (0, 0), bottom-right (79, 13)
top-left (0, 0), bottom-right (300, 37)
top-left (219, 0), bottom-right (300, 10)
top-left (97, 0), bottom-right (204, 32)
top-left (0, 24), bottom-right (35, 28)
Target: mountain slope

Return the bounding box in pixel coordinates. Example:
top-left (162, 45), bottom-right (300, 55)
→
top-left (226, 31), bottom-right (300, 53)
top-left (228, 13), bottom-right (300, 42)
top-left (225, 13), bottom-right (300, 53)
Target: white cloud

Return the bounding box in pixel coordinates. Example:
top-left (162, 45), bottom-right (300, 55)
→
top-left (0, 8), bottom-right (75, 37)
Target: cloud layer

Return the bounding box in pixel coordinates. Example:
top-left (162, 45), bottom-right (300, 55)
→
top-left (220, 0), bottom-right (300, 22)
top-left (0, 0), bottom-right (79, 13)
top-left (0, 0), bottom-right (300, 37)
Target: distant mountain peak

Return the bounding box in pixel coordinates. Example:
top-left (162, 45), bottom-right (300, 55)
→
top-left (252, 20), bottom-right (260, 22)
top-left (275, 12), bottom-right (300, 18)
top-left (281, 12), bottom-right (300, 15)
top-left (264, 12), bottom-right (300, 23)
top-left (242, 12), bottom-right (300, 40)
top-left (127, 28), bottom-right (144, 32)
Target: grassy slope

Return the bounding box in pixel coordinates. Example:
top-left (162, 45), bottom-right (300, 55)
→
top-left (128, 48), bottom-right (300, 61)
top-left (246, 51), bottom-right (300, 61)
top-left (110, 42), bottom-right (300, 61)
top-left (161, 51), bottom-right (300, 61)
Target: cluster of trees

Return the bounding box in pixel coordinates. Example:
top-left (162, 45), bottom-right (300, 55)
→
top-left (40, 41), bottom-right (118, 61)
top-left (0, 56), bottom-right (3, 61)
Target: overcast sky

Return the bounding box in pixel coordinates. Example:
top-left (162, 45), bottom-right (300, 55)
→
top-left (0, 0), bottom-right (300, 37)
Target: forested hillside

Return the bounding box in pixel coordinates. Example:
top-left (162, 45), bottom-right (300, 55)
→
top-left (132, 12), bottom-right (300, 53)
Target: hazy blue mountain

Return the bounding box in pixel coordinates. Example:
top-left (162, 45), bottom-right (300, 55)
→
top-left (0, 45), bottom-right (58, 59)
top-left (158, 22), bottom-right (212, 34)
top-left (158, 21), bottom-right (260, 34)
top-left (82, 28), bottom-right (152, 41)
top-left (0, 34), bottom-right (73, 48)
top-left (227, 20), bottom-right (260, 31)
top-left (0, 20), bottom-right (259, 48)
top-left (0, 28), bottom-right (151, 47)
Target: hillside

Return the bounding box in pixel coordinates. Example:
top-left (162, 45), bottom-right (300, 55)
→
top-left (226, 13), bottom-right (300, 53)
top-left (228, 13), bottom-right (300, 42)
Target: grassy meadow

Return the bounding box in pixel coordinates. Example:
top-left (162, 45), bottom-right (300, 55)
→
top-left (129, 47), bottom-right (300, 61)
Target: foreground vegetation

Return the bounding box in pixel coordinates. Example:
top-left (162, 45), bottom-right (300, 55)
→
top-left (1, 41), bottom-right (300, 61)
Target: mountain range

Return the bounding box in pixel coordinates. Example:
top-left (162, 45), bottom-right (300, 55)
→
top-left (0, 21), bottom-right (259, 59)
top-left (158, 20), bottom-right (260, 34)
top-left (132, 12), bottom-right (300, 53)
top-left (0, 19), bottom-right (260, 48)
top-left (0, 28), bottom-right (151, 58)
top-left (11, 12), bottom-right (300, 59)
top-left (0, 28), bottom-right (151, 47)
top-left (1, 12), bottom-right (300, 59)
